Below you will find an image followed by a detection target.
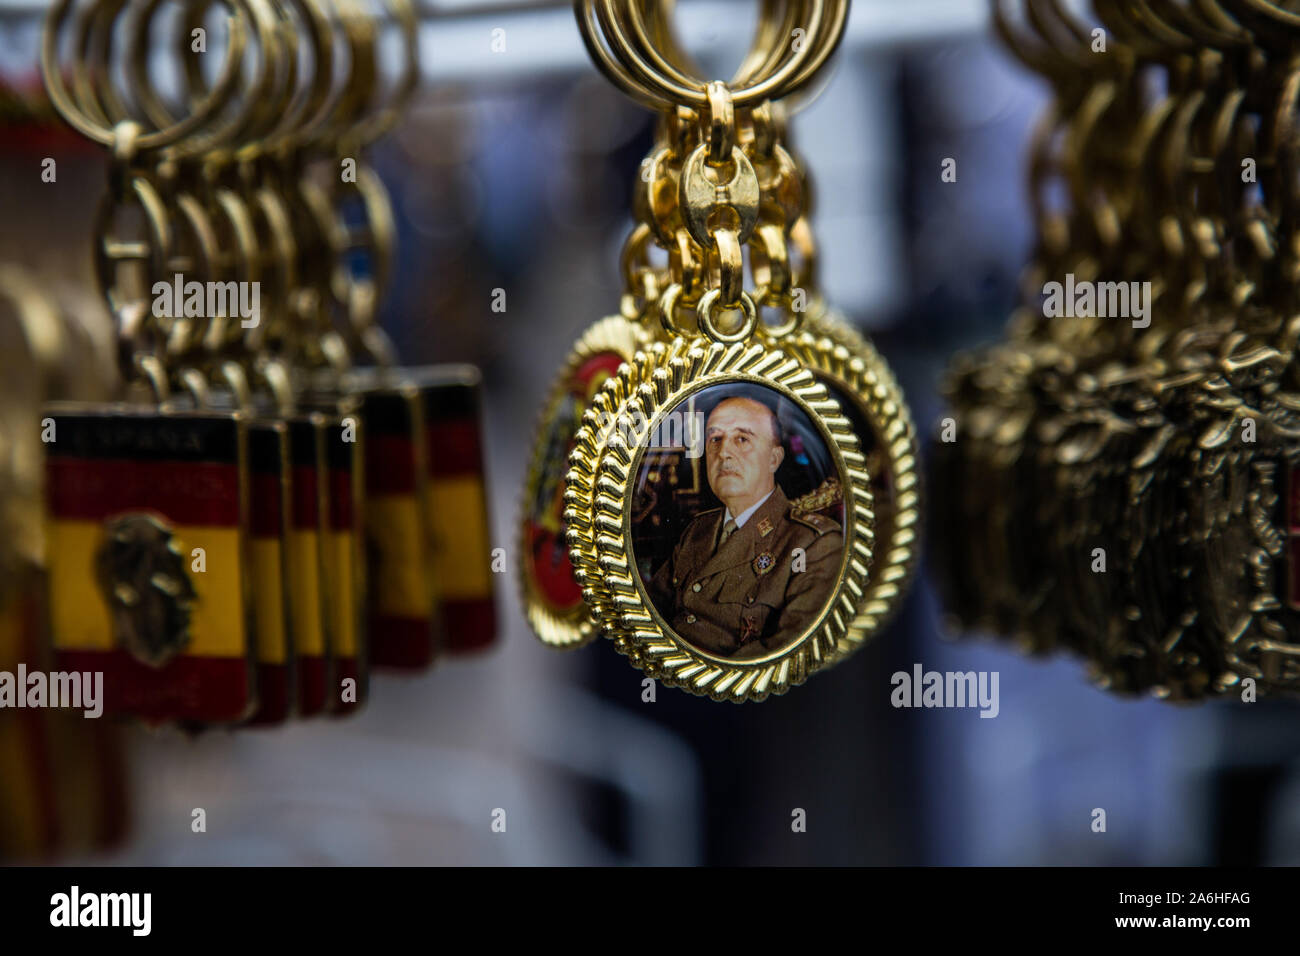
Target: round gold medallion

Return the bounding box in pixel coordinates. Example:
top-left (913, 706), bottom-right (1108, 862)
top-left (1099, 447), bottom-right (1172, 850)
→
top-left (566, 337), bottom-right (875, 702)
top-left (518, 315), bottom-right (650, 648)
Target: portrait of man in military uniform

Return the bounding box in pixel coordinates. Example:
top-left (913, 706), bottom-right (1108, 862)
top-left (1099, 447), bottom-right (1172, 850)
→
top-left (643, 392), bottom-right (844, 660)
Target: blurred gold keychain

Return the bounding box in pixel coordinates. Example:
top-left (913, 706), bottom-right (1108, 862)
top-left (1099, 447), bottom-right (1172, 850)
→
top-left (517, 2), bottom-right (691, 650)
top-left (35, 0), bottom-right (500, 729)
top-left (520, 313), bottom-right (649, 649)
top-left (314, 0), bottom-right (498, 663)
top-left (0, 266), bottom-right (127, 861)
top-left (933, 0), bottom-right (1300, 700)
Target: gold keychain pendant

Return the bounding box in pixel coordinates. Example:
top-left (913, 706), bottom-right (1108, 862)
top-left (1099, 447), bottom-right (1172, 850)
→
top-left (566, 337), bottom-right (875, 702)
top-left (519, 315), bottom-right (651, 649)
top-left (561, 341), bottom-right (676, 671)
top-left (559, 0), bottom-right (886, 699)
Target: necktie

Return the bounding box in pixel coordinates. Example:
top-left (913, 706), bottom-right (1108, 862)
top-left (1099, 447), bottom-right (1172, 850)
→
top-left (717, 518), bottom-right (738, 551)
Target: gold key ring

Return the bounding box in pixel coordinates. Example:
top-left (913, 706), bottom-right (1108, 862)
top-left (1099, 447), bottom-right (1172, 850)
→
top-left (343, 0), bottom-right (420, 152)
top-left (591, 0), bottom-right (846, 108)
top-left (269, 0), bottom-right (337, 153)
top-left (66, 0), bottom-right (278, 162)
top-left (613, 0), bottom-right (798, 100)
top-left (309, 0), bottom-right (379, 153)
top-left (576, 0), bottom-right (841, 110)
top-left (626, 0), bottom-right (846, 105)
top-left (592, 0), bottom-right (820, 106)
top-left (169, 0), bottom-right (297, 159)
top-left (575, 0), bottom-right (680, 109)
top-left (124, 0), bottom-right (286, 160)
top-left (160, 0), bottom-right (331, 161)
top-left (42, 0), bottom-right (250, 151)
top-left (70, 0), bottom-right (128, 132)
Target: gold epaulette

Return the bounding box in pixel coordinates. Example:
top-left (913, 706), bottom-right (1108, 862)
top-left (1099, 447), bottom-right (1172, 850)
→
top-left (790, 477), bottom-right (842, 516)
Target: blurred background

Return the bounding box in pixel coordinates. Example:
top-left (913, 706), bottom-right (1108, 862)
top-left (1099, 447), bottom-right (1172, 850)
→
top-left (2, 0), bottom-right (1298, 865)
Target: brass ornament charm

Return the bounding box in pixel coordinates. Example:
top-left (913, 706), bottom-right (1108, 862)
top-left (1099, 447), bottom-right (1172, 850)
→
top-left (521, 0), bottom-right (919, 702)
top-left (565, 338), bottom-right (875, 702)
top-left (518, 315), bottom-right (650, 648)
top-left (561, 340), bottom-right (677, 667)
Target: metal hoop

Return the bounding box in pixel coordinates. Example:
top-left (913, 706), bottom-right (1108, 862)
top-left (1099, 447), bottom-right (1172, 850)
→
top-left (696, 288), bottom-right (758, 343)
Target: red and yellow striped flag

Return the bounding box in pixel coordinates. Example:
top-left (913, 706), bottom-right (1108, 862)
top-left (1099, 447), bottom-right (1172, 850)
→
top-left (426, 369), bottom-right (497, 653)
top-left (287, 414), bottom-right (331, 717)
top-left (246, 421), bottom-right (294, 726)
top-left (323, 415), bottom-right (366, 716)
top-left (360, 384), bottom-right (436, 669)
top-left (44, 407), bottom-right (255, 724)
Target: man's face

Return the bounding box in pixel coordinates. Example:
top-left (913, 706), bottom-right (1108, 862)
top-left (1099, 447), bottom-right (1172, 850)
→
top-left (705, 398), bottom-right (784, 511)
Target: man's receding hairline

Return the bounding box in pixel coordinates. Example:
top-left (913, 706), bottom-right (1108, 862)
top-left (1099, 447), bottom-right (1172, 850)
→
top-left (706, 396), bottom-right (781, 444)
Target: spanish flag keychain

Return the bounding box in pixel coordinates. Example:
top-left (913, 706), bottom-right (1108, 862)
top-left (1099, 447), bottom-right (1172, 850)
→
top-left (43, 394), bottom-right (258, 724)
top-left (314, 156), bottom-right (496, 663)
top-left (344, 363), bottom-right (499, 666)
top-left (285, 412), bottom-right (334, 717)
top-left (298, 387), bottom-right (368, 716)
top-left (353, 377), bottom-right (438, 668)
top-left (321, 411), bottom-right (367, 715)
top-left (243, 411), bottom-right (295, 726)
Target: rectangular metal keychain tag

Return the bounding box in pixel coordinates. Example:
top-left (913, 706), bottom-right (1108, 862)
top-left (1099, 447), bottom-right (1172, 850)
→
top-left (286, 413), bottom-right (333, 717)
top-left (423, 366), bottom-right (497, 653)
top-left (245, 420), bottom-right (295, 726)
top-left (42, 403), bottom-right (257, 725)
top-left (299, 393), bottom-right (369, 716)
top-left (345, 369), bottom-right (437, 669)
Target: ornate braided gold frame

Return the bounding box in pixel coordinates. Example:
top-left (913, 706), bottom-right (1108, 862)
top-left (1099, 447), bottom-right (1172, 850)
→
top-left (788, 309), bottom-right (923, 660)
top-left (565, 337), bottom-right (875, 702)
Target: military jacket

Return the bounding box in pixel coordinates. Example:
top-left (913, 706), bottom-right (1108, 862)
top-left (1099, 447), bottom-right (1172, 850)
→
top-left (647, 486), bottom-right (843, 658)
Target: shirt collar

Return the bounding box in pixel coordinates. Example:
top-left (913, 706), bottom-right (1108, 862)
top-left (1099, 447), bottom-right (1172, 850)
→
top-left (724, 488), bottom-right (776, 530)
